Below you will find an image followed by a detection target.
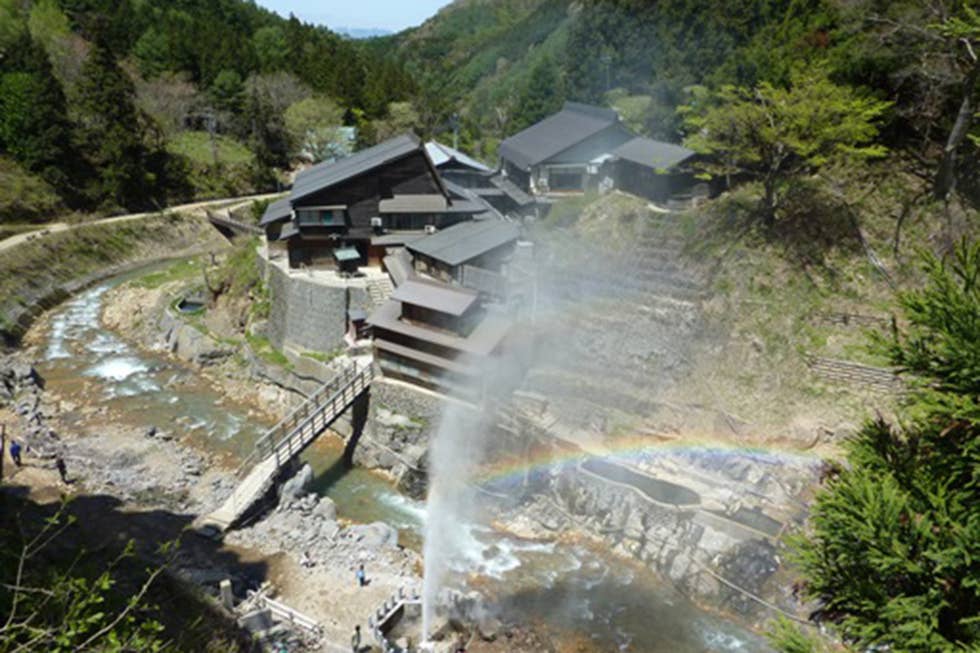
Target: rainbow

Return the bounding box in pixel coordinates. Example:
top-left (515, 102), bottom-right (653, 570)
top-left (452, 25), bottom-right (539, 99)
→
top-left (470, 432), bottom-right (823, 488)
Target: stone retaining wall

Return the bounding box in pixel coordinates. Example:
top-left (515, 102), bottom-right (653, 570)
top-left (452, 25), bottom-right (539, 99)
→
top-left (353, 379), bottom-right (477, 498)
top-left (265, 263), bottom-right (371, 354)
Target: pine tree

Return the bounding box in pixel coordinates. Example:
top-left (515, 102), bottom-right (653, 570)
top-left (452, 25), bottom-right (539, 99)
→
top-left (74, 37), bottom-right (157, 209)
top-left (787, 240), bottom-right (980, 652)
top-left (0, 33), bottom-right (74, 190)
top-left (514, 56), bottom-right (565, 132)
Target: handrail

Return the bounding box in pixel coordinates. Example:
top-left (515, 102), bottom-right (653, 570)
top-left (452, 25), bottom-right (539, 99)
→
top-left (234, 362), bottom-right (372, 480)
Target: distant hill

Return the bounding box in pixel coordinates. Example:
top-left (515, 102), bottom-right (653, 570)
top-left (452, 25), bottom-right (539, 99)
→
top-left (385, 0), bottom-right (573, 154)
top-left (337, 27), bottom-right (394, 39)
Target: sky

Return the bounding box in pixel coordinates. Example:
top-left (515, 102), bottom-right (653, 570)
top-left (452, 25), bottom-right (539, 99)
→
top-left (254, 0), bottom-right (454, 33)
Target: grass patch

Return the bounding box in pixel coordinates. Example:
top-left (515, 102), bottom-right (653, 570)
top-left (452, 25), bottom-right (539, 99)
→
top-left (245, 333), bottom-right (290, 367)
top-left (542, 192), bottom-right (599, 228)
top-left (131, 258), bottom-right (202, 289)
top-left (166, 131), bottom-right (257, 198)
top-left (300, 348), bottom-right (343, 364)
top-left (167, 131), bottom-right (254, 166)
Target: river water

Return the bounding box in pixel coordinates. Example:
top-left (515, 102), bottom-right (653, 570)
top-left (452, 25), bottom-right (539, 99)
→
top-left (34, 270), bottom-right (772, 652)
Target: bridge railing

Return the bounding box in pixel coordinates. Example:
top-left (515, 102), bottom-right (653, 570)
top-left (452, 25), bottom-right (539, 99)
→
top-left (235, 362), bottom-right (373, 480)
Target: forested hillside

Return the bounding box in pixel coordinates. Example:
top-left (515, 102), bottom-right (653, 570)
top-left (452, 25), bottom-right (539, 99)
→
top-left (391, 0), bottom-right (980, 208)
top-left (0, 0), bottom-right (415, 220)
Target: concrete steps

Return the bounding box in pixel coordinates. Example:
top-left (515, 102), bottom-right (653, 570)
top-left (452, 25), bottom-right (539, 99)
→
top-left (367, 277), bottom-right (395, 307)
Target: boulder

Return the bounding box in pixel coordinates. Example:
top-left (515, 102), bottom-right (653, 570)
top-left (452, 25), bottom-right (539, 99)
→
top-left (313, 496), bottom-right (337, 521)
top-left (477, 616), bottom-right (502, 642)
top-left (348, 521), bottom-right (399, 550)
top-left (11, 361), bottom-right (43, 388)
top-left (278, 463), bottom-right (314, 505)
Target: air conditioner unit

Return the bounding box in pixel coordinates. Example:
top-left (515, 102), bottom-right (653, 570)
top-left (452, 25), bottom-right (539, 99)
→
top-left (424, 225), bottom-right (437, 235)
top-left (370, 217), bottom-right (383, 229)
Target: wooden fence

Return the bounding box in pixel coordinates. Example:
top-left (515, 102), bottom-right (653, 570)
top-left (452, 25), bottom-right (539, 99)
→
top-left (804, 353), bottom-right (904, 392)
top-left (810, 312), bottom-right (891, 329)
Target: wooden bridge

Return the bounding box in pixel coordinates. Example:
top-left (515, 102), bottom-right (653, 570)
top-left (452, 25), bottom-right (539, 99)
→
top-left (198, 361), bottom-right (374, 532)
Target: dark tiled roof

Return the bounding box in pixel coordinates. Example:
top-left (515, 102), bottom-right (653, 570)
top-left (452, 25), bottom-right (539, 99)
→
top-left (291, 133), bottom-right (442, 202)
top-left (425, 141), bottom-right (491, 172)
top-left (378, 194), bottom-right (448, 213)
top-left (406, 219), bottom-right (519, 267)
top-left (442, 179), bottom-right (495, 215)
top-left (382, 248), bottom-right (414, 286)
top-left (612, 137), bottom-right (696, 170)
top-left (260, 196), bottom-right (292, 226)
top-left (372, 233), bottom-right (425, 247)
top-left (499, 102), bottom-right (620, 170)
top-left (391, 277), bottom-right (478, 316)
top-left (489, 175), bottom-right (534, 206)
top-left (367, 299), bottom-right (511, 356)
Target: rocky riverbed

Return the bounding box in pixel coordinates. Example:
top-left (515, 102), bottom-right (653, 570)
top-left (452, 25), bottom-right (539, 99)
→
top-left (5, 260), bottom-right (803, 651)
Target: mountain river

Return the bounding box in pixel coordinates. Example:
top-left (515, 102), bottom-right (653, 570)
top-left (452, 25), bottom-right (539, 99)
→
top-left (33, 268), bottom-right (773, 652)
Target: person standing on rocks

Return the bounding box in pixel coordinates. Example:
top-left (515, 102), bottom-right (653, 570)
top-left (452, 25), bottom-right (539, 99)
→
top-left (351, 624), bottom-right (361, 652)
top-left (355, 563), bottom-right (367, 587)
top-left (9, 440), bottom-right (22, 467)
top-left (55, 455), bottom-right (68, 483)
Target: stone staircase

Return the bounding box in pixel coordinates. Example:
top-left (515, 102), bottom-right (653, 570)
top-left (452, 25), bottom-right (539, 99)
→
top-left (367, 277), bottom-right (395, 307)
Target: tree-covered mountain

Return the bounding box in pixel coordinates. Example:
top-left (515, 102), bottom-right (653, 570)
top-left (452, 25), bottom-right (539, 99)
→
top-left (385, 0), bottom-right (980, 207)
top-left (0, 0), bottom-right (416, 218)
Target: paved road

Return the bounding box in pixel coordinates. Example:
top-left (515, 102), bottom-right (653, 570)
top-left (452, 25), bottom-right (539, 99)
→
top-left (0, 193), bottom-right (282, 254)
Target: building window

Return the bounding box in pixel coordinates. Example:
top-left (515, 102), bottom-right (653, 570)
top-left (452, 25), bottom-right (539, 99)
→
top-left (296, 207), bottom-right (346, 226)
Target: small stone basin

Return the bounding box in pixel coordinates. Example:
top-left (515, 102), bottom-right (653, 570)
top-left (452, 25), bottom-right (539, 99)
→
top-left (581, 458), bottom-right (701, 506)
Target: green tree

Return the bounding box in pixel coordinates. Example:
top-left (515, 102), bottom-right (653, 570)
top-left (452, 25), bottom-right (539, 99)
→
top-left (0, 505), bottom-right (170, 652)
top-left (0, 33), bottom-right (74, 192)
top-left (284, 96), bottom-right (348, 162)
top-left (372, 101), bottom-right (420, 142)
top-left (26, 0), bottom-right (76, 88)
top-left (0, 0), bottom-right (23, 56)
top-left (787, 240), bottom-right (980, 651)
top-left (208, 69), bottom-right (244, 117)
top-left (74, 38), bottom-right (161, 209)
top-left (133, 27), bottom-right (171, 78)
top-left (931, 6), bottom-right (980, 201)
top-left (682, 64), bottom-right (891, 226)
top-left (513, 55), bottom-right (565, 132)
top-left (252, 26), bottom-right (287, 73)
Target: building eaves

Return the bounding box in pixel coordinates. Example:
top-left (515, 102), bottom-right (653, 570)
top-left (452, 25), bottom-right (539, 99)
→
top-left (260, 196), bottom-right (292, 226)
top-left (390, 277), bottom-right (478, 316)
top-left (498, 102), bottom-right (620, 171)
top-left (290, 133), bottom-right (450, 204)
top-left (406, 219), bottom-right (520, 267)
top-left (425, 141), bottom-right (491, 172)
top-left (367, 299), bottom-right (511, 357)
top-left (611, 137), bottom-right (696, 170)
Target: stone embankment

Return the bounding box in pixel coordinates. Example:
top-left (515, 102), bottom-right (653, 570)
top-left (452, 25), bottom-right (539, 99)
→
top-left (491, 404), bottom-right (817, 621)
top-left (0, 211), bottom-right (230, 348)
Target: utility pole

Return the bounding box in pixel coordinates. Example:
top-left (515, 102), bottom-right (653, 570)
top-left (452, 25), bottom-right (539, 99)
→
top-left (600, 53), bottom-right (613, 93)
top-left (1, 423), bottom-right (5, 482)
top-left (450, 113), bottom-right (460, 150)
top-left (206, 111), bottom-right (219, 167)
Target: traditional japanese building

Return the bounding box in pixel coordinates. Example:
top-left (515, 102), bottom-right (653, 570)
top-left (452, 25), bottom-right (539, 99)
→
top-left (261, 133), bottom-right (494, 270)
top-left (498, 101), bottom-right (701, 202)
top-left (606, 137), bottom-right (704, 204)
top-left (367, 216), bottom-right (524, 398)
top-left (499, 102), bottom-right (633, 194)
top-left (405, 218), bottom-right (520, 285)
